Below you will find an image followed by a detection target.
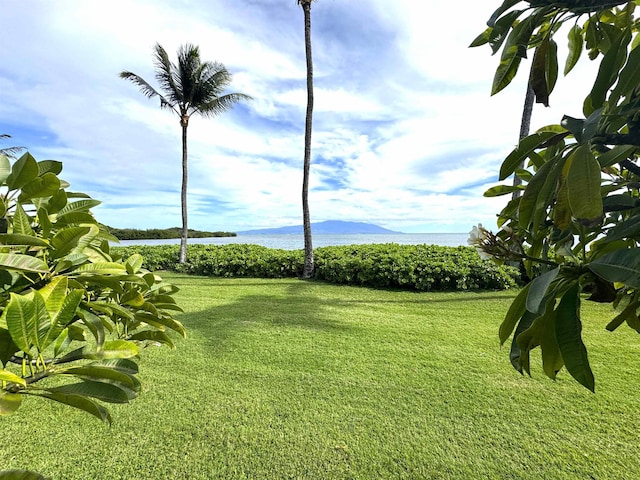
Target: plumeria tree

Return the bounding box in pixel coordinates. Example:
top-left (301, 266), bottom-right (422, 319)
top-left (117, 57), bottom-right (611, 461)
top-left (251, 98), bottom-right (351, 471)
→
top-left (0, 153), bottom-right (184, 478)
top-left (472, 0), bottom-right (640, 391)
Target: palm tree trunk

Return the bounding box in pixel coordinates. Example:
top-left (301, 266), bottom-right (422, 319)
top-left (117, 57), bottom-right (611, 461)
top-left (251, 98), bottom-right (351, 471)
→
top-left (179, 119), bottom-right (189, 264)
top-left (301, 0), bottom-right (314, 279)
top-left (512, 67), bottom-right (535, 201)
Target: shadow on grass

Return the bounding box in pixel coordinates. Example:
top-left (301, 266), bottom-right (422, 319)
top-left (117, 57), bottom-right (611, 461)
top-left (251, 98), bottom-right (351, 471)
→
top-left (177, 280), bottom-right (359, 352)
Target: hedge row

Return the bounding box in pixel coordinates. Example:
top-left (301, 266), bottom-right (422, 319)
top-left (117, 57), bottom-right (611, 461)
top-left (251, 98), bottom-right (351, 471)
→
top-left (112, 243), bottom-right (519, 291)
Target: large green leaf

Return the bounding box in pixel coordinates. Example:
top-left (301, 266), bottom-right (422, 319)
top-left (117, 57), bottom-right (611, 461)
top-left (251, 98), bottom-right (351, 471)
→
top-left (515, 313), bottom-right (548, 376)
top-left (605, 298), bottom-right (639, 331)
top-left (589, 248), bottom-right (640, 287)
top-left (510, 310), bottom-right (538, 374)
top-left (5, 293), bottom-right (36, 353)
top-left (582, 107), bottom-right (603, 143)
top-left (609, 41), bottom-right (640, 106)
top-left (125, 254), bottom-right (144, 274)
top-left (0, 155), bottom-right (11, 184)
top-left (25, 391), bottom-right (112, 423)
top-left (0, 369), bottom-right (26, 387)
top-left (41, 289), bottom-right (83, 350)
top-left (37, 207), bottom-right (52, 238)
top-left (19, 173), bottom-right (61, 202)
top-left (500, 131), bottom-right (559, 180)
top-left (71, 262), bottom-right (126, 275)
top-left (32, 292), bottom-right (51, 351)
top-left (518, 157), bottom-right (556, 229)
top-left (588, 27), bottom-right (631, 110)
top-left (531, 36), bottom-right (558, 106)
top-left (57, 199), bottom-right (101, 217)
top-left (54, 212), bottom-right (96, 227)
top-left (470, 27), bottom-right (492, 48)
top-left (46, 379), bottom-right (135, 404)
top-left (565, 25), bottom-right (584, 75)
top-left (58, 365), bottom-right (138, 389)
top-left (90, 340), bottom-right (139, 360)
top-left (567, 145), bottom-right (603, 224)
top-left (37, 159), bottom-right (63, 176)
top-left (546, 38), bottom-right (558, 95)
top-left (597, 144), bottom-right (635, 168)
top-left (0, 234), bottom-right (49, 247)
top-left (11, 203), bottom-right (34, 236)
top-left (526, 267), bottom-right (560, 315)
top-left (121, 289), bottom-right (145, 307)
top-left (6, 153), bottom-right (38, 191)
top-left (50, 226), bottom-right (91, 259)
top-left (128, 330), bottom-right (175, 349)
top-left (38, 277), bottom-right (67, 316)
top-left (553, 175), bottom-right (572, 230)
top-left (135, 312), bottom-right (186, 337)
top-left (45, 189), bottom-right (67, 214)
top-left (78, 308), bottom-right (105, 348)
top-left (554, 283), bottom-right (594, 392)
top-left (489, 9), bottom-right (526, 54)
top-left (499, 283), bottom-right (531, 345)
top-left (492, 15), bottom-right (539, 95)
top-left (540, 310), bottom-right (564, 380)
top-left (606, 216), bottom-right (640, 241)
top-left (0, 328), bottom-right (19, 367)
top-left (486, 0), bottom-right (521, 27)
top-left (0, 391), bottom-right (23, 415)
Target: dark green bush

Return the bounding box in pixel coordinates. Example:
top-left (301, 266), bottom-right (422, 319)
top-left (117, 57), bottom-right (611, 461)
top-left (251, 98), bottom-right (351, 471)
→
top-left (113, 243), bottom-right (519, 291)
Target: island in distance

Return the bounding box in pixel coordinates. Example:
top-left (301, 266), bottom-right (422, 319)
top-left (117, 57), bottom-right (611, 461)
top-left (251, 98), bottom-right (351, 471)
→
top-left (238, 220), bottom-right (401, 235)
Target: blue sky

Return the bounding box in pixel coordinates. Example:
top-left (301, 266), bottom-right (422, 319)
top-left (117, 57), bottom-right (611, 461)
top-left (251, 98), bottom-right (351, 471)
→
top-left (0, 0), bottom-right (596, 233)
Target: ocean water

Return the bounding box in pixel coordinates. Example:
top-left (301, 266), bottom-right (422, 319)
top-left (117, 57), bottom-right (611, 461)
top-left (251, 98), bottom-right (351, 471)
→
top-left (119, 233), bottom-right (470, 250)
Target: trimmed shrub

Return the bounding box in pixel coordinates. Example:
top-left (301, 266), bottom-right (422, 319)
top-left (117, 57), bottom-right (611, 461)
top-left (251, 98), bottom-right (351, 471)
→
top-left (113, 243), bottom-right (519, 291)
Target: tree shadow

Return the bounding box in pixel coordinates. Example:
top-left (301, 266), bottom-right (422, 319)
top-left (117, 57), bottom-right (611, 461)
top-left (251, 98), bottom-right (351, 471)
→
top-left (177, 280), bottom-right (358, 353)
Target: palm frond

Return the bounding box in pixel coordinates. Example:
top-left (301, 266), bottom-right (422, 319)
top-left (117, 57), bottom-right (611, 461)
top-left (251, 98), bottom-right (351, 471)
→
top-left (176, 44), bottom-right (202, 106)
top-left (0, 134), bottom-right (25, 159)
top-left (121, 43), bottom-right (250, 120)
top-left (153, 43), bottom-right (182, 105)
top-left (193, 92), bottom-right (253, 118)
top-left (119, 71), bottom-right (174, 110)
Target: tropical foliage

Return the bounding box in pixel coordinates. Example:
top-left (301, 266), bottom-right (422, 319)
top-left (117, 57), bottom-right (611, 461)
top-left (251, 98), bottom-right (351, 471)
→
top-left (0, 153), bottom-right (184, 422)
top-left (472, 0), bottom-right (640, 390)
top-left (120, 43), bottom-right (250, 264)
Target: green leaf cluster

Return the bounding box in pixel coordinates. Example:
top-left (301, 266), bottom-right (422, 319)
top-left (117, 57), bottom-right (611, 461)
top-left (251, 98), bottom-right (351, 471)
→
top-left (0, 153), bottom-right (184, 422)
top-left (477, 1), bottom-right (640, 390)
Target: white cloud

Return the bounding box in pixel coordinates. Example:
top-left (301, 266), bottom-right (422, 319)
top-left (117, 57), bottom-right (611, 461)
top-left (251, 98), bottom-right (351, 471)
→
top-left (0, 0), bottom-right (601, 233)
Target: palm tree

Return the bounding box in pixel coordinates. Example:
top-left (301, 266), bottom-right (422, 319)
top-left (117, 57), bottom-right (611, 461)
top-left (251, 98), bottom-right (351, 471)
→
top-left (120, 43), bottom-right (250, 263)
top-left (298, 0), bottom-right (316, 279)
top-left (512, 70), bottom-right (535, 201)
top-left (0, 134), bottom-right (24, 158)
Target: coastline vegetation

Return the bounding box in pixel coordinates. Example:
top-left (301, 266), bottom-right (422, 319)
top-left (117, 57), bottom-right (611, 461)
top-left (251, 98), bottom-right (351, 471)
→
top-left (107, 226), bottom-right (236, 240)
top-left (113, 243), bottom-right (520, 292)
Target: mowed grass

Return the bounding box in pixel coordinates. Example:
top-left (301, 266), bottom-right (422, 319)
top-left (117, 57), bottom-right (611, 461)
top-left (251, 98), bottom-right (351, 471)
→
top-left (4, 275), bottom-right (640, 479)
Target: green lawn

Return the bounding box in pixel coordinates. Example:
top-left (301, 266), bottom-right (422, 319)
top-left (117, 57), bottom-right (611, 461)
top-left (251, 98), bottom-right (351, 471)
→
top-left (4, 275), bottom-right (640, 479)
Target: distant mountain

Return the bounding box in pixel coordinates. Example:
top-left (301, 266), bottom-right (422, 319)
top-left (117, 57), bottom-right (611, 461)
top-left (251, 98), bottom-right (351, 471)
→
top-left (238, 220), bottom-right (400, 235)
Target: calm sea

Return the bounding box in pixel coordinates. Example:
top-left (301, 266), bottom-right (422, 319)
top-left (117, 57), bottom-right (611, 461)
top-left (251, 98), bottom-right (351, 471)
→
top-left (119, 233), bottom-right (470, 250)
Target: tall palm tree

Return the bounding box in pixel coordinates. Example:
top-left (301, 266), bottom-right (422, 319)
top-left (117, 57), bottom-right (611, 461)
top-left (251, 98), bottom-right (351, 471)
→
top-left (298, 0), bottom-right (316, 279)
top-left (512, 72), bottom-right (535, 201)
top-left (120, 43), bottom-right (250, 263)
